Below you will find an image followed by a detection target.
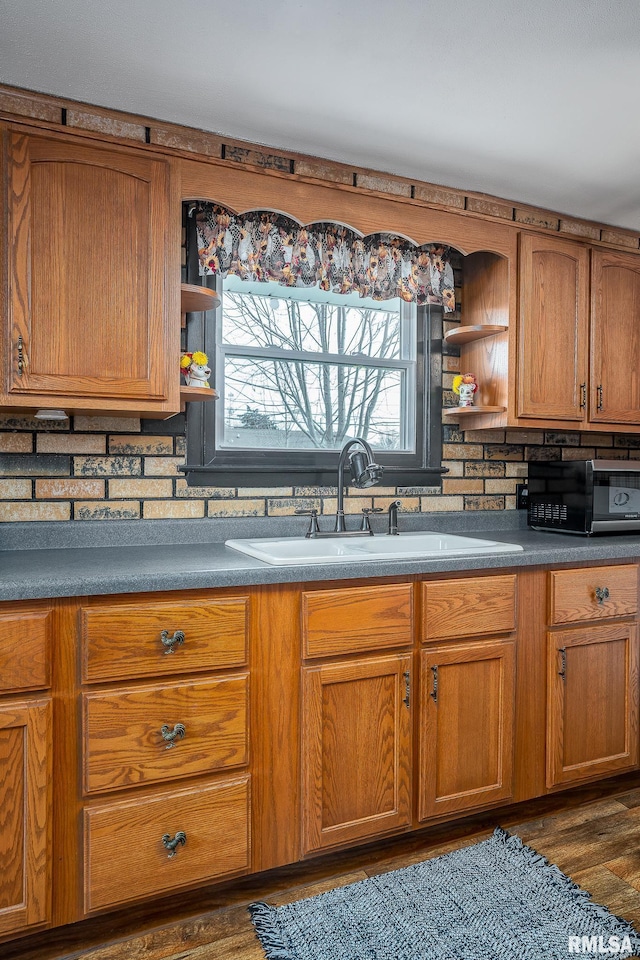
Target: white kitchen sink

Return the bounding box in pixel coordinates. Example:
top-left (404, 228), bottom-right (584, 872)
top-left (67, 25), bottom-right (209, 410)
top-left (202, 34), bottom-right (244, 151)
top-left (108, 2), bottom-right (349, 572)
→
top-left (225, 531), bottom-right (524, 565)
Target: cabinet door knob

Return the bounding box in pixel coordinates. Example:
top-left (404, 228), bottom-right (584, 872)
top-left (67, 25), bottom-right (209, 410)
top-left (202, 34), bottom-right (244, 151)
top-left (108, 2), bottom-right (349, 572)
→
top-left (161, 831), bottom-right (187, 858)
top-left (160, 629), bottom-right (185, 654)
top-left (596, 384), bottom-right (604, 411)
top-left (160, 722), bottom-right (186, 748)
top-left (580, 383), bottom-right (586, 409)
top-left (595, 586), bottom-right (610, 605)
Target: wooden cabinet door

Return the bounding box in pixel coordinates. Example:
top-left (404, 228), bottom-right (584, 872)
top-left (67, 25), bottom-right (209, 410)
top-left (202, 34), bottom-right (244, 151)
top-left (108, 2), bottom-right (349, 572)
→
top-left (3, 128), bottom-right (178, 416)
top-left (517, 233), bottom-right (589, 421)
top-left (547, 623), bottom-right (639, 787)
top-left (0, 699), bottom-right (51, 937)
top-left (590, 250), bottom-right (640, 424)
top-left (302, 654), bottom-right (412, 854)
top-left (418, 640), bottom-right (515, 820)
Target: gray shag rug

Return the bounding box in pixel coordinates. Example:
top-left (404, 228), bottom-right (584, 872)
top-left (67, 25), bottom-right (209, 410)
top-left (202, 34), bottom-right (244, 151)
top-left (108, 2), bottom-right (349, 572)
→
top-left (249, 828), bottom-right (640, 959)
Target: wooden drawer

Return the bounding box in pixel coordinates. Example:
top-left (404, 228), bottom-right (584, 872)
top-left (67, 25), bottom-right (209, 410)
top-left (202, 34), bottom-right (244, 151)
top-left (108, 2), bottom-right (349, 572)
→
top-left (421, 575), bottom-right (517, 642)
top-left (550, 565), bottom-right (638, 624)
top-left (0, 606), bottom-right (52, 693)
top-left (83, 674), bottom-right (248, 794)
top-left (84, 775), bottom-right (250, 912)
top-left (302, 583), bottom-right (413, 658)
top-left (81, 596), bottom-right (248, 682)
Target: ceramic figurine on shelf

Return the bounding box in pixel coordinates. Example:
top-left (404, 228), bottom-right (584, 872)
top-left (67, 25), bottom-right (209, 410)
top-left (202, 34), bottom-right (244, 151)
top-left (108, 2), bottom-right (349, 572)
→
top-left (180, 351), bottom-right (211, 388)
top-left (452, 373), bottom-right (478, 407)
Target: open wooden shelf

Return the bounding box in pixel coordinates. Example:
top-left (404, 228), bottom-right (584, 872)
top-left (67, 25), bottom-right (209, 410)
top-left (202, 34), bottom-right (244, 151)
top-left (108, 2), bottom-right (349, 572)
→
top-left (442, 405), bottom-right (506, 417)
top-left (181, 283), bottom-right (221, 314)
top-left (180, 386), bottom-right (218, 402)
top-left (444, 324), bottom-right (508, 346)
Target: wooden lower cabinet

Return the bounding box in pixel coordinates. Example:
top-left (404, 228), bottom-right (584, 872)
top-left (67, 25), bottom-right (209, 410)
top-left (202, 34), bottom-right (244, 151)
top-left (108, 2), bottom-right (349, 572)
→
top-left (546, 622), bottom-right (639, 787)
top-left (0, 698), bottom-right (51, 938)
top-left (82, 674), bottom-right (249, 793)
top-left (84, 775), bottom-right (250, 913)
top-left (418, 640), bottom-right (516, 820)
top-left (6, 563), bottom-right (640, 945)
top-left (302, 654), bottom-right (412, 853)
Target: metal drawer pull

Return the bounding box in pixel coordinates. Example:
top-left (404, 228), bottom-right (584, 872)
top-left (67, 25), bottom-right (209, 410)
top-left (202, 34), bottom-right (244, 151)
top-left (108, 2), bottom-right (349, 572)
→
top-left (558, 647), bottom-right (567, 682)
top-left (430, 665), bottom-right (438, 703)
top-left (162, 831), bottom-right (186, 858)
top-left (579, 383), bottom-right (586, 409)
top-left (160, 722), bottom-right (186, 748)
top-left (160, 629), bottom-right (185, 654)
top-left (595, 586), bottom-right (610, 605)
top-left (402, 671), bottom-right (410, 710)
top-left (17, 336), bottom-right (25, 375)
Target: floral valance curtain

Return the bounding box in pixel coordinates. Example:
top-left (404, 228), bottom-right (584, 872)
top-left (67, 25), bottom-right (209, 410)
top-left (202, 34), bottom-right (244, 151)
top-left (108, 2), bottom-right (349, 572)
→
top-left (195, 202), bottom-right (456, 312)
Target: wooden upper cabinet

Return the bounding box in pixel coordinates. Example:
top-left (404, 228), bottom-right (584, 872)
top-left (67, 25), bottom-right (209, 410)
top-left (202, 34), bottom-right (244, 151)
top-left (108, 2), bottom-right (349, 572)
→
top-left (2, 127), bottom-right (179, 417)
top-left (590, 250), bottom-right (640, 425)
top-left (517, 233), bottom-right (589, 421)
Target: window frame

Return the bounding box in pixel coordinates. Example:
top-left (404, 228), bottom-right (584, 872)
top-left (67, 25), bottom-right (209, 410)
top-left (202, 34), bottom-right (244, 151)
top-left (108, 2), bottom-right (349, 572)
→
top-left (215, 280), bottom-right (417, 456)
top-left (181, 223), bottom-right (445, 490)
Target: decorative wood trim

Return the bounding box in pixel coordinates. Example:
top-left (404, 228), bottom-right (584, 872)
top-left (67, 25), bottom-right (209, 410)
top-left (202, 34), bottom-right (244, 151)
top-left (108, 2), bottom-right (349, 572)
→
top-left (0, 83), bottom-right (638, 254)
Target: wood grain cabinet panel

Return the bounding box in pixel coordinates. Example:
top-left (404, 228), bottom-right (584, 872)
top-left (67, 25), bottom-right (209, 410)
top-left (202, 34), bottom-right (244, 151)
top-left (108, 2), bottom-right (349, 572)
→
top-left (302, 654), bottom-right (412, 853)
top-left (591, 250), bottom-right (640, 425)
top-left (84, 775), bottom-right (250, 913)
top-left (0, 606), bottom-right (52, 693)
top-left (546, 623), bottom-right (639, 787)
top-left (0, 699), bottom-right (51, 937)
top-left (418, 640), bottom-right (515, 819)
top-left (83, 675), bottom-right (248, 793)
top-left (302, 583), bottom-right (413, 658)
top-left (81, 597), bottom-right (248, 682)
top-left (550, 565), bottom-right (638, 624)
top-left (517, 233), bottom-right (589, 422)
top-left (421, 575), bottom-right (516, 642)
top-left (2, 127), bottom-right (178, 417)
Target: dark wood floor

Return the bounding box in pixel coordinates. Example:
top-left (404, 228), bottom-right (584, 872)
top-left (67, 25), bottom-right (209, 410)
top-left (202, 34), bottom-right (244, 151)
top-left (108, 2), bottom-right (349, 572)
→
top-left (10, 773), bottom-right (640, 960)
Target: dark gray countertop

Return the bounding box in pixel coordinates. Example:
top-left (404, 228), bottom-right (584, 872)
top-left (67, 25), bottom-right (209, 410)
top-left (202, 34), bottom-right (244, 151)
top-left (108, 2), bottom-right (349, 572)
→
top-left (1, 513), bottom-right (640, 601)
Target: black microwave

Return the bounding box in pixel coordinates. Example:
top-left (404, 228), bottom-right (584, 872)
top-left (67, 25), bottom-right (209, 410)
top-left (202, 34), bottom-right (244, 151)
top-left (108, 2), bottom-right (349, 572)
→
top-left (528, 460), bottom-right (640, 534)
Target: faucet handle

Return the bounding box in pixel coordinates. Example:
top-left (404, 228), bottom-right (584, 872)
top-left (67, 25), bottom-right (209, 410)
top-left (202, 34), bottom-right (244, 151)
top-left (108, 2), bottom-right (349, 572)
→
top-left (295, 508), bottom-right (320, 538)
top-left (360, 507), bottom-right (383, 533)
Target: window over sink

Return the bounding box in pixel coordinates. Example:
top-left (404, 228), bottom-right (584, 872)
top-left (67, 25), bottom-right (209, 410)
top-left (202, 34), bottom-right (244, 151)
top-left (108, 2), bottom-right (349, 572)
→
top-left (181, 203), bottom-right (449, 488)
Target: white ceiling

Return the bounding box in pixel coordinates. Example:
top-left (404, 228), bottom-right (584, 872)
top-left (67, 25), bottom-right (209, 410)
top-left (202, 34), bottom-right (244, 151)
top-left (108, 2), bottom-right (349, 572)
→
top-left (2, 0), bottom-right (640, 230)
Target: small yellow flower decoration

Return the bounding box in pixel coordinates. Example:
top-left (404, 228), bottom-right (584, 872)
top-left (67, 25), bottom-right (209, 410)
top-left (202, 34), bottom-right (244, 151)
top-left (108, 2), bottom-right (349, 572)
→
top-left (180, 351), bottom-right (209, 370)
top-left (452, 373), bottom-right (477, 394)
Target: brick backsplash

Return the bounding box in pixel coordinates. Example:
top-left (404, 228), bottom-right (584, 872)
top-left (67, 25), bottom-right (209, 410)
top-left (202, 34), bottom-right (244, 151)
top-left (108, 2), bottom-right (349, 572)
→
top-left (1, 412), bottom-right (640, 521)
